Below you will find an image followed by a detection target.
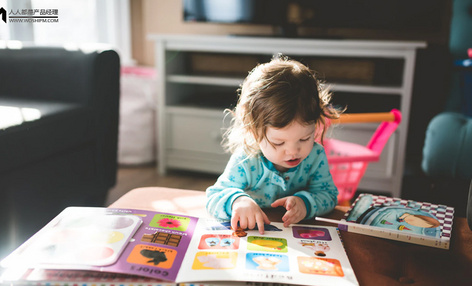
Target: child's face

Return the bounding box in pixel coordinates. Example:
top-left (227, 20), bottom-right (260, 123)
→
top-left (259, 121), bottom-right (316, 173)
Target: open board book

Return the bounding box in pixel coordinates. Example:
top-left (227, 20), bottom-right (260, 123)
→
top-left (1, 207), bottom-right (358, 286)
top-left (317, 193), bottom-right (455, 249)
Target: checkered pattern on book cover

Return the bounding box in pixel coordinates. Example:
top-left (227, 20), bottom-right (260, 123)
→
top-left (343, 194), bottom-right (455, 239)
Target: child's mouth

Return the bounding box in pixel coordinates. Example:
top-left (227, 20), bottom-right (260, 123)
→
top-left (286, 158), bottom-right (300, 166)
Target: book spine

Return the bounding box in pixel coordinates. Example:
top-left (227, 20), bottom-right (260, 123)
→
top-left (340, 224), bottom-right (450, 249)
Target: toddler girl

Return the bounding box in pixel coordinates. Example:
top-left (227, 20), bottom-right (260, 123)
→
top-left (206, 55), bottom-right (341, 234)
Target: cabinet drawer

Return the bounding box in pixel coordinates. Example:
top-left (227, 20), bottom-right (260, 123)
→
top-left (166, 111), bottom-right (228, 154)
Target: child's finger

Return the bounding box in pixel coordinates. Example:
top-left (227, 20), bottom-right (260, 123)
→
top-left (282, 208), bottom-right (302, 227)
top-left (255, 213), bottom-right (265, 235)
top-left (238, 216), bottom-right (248, 230)
top-left (262, 211), bottom-right (271, 225)
top-left (270, 197), bottom-right (287, 208)
top-left (282, 215), bottom-right (292, 227)
top-left (246, 215), bottom-right (256, 230)
top-left (285, 198), bottom-right (296, 211)
top-left (231, 214), bottom-right (240, 231)
top-left (282, 211), bottom-right (293, 227)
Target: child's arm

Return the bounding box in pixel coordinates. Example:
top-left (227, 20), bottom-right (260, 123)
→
top-left (206, 152), bottom-right (270, 234)
top-left (205, 152), bottom-right (253, 220)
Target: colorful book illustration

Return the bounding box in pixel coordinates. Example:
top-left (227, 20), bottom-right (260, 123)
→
top-left (1, 207), bottom-right (358, 286)
top-left (316, 193), bottom-right (454, 249)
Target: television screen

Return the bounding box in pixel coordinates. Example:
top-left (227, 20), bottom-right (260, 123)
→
top-left (183, 0), bottom-right (448, 35)
top-left (183, 0), bottom-right (287, 25)
top-left (293, 0), bottom-right (445, 31)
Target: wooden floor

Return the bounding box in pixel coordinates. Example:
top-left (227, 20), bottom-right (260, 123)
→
top-left (105, 164), bottom-right (219, 206)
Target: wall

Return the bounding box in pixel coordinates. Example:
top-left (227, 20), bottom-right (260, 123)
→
top-left (131, 0), bottom-right (273, 66)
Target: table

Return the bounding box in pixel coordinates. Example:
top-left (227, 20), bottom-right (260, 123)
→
top-left (109, 187), bottom-right (472, 286)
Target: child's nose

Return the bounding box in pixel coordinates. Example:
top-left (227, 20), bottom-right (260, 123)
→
top-left (286, 143), bottom-right (300, 155)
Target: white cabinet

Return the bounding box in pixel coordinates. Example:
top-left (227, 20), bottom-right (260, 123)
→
top-left (165, 107), bottom-right (231, 173)
top-left (150, 34), bottom-right (425, 197)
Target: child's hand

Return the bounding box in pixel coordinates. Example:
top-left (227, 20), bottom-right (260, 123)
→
top-left (271, 196), bottom-right (307, 227)
top-left (231, 196), bottom-right (270, 235)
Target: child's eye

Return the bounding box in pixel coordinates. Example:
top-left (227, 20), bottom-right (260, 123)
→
top-left (272, 142), bottom-right (284, 146)
top-left (300, 137), bottom-right (311, 142)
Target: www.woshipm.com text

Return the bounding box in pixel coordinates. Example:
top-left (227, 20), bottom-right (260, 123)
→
top-left (9, 18), bottom-right (58, 23)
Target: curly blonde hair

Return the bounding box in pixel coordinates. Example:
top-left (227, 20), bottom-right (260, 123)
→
top-left (223, 55), bottom-right (342, 156)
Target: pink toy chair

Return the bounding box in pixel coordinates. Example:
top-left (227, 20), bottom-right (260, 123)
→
top-left (324, 109), bottom-right (402, 204)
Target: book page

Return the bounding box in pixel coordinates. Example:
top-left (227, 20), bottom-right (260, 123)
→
top-left (102, 209), bottom-right (199, 281)
top-left (176, 219), bottom-right (358, 286)
top-left (1, 207), bottom-right (200, 282)
top-left (1, 207), bottom-right (358, 285)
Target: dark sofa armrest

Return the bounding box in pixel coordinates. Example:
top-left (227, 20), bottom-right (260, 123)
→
top-left (0, 46), bottom-right (121, 187)
top-left (422, 112), bottom-right (472, 180)
top-left (0, 46), bottom-right (118, 105)
top-left (92, 49), bottom-right (121, 187)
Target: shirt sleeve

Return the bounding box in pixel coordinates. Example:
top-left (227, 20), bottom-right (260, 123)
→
top-left (205, 152), bottom-right (251, 220)
top-left (293, 144), bottom-right (338, 219)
